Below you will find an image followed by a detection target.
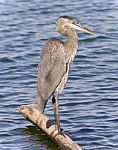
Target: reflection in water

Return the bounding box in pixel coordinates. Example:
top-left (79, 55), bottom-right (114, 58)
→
top-left (22, 125), bottom-right (59, 150)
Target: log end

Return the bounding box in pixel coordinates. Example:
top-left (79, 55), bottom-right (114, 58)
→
top-left (19, 104), bottom-right (82, 150)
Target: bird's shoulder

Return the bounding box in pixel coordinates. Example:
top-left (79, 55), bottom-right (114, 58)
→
top-left (42, 38), bottom-right (64, 52)
top-left (48, 38), bottom-right (64, 46)
top-left (40, 38), bottom-right (65, 60)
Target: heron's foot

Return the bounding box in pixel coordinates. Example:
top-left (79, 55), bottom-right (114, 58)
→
top-left (59, 130), bottom-right (66, 137)
top-left (55, 123), bottom-right (65, 137)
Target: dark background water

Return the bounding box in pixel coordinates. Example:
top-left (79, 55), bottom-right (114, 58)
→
top-left (0, 0), bottom-right (118, 150)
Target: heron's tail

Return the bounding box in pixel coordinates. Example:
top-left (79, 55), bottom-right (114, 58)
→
top-left (36, 95), bottom-right (47, 113)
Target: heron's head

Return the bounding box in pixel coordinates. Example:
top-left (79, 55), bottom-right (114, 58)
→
top-left (56, 16), bottom-right (94, 35)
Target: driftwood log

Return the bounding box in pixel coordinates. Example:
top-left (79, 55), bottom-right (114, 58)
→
top-left (19, 104), bottom-right (82, 150)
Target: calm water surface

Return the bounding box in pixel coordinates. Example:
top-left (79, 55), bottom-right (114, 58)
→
top-left (0, 0), bottom-right (118, 150)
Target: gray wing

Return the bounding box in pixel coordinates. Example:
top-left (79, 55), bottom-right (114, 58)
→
top-left (37, 38), bottom-right (66, 100)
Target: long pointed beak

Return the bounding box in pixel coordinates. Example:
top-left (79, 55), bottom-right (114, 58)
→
top-left (68, 22), bottom-right (94, 35)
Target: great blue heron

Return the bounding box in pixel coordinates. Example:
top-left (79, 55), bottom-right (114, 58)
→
top-left (36, 16), bottom-right (94, 133)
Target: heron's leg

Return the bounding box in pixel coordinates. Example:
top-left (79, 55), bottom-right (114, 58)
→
top-left (52, 96), bottom-right (60, 133)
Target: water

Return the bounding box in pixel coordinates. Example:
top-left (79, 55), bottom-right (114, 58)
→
top-left (0, 0), bottom-right (118, 149)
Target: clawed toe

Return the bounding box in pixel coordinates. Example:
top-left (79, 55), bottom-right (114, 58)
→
top-left (56, 129), bottom-right (66, 137)
top-left (55, 125), bottom-right (65, 137)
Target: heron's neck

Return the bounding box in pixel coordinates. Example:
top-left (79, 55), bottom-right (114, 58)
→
top-left (64, 28), bottom-right (78, 46)
top-left (64, 29), bottom-right (78, 62)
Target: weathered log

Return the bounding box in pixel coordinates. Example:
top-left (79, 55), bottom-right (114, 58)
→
top-left (19, 104), bottom-right (82, 150)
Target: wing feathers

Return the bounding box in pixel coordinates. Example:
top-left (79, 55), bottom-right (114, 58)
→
top-left (37, 38), bottom-right (66, 100)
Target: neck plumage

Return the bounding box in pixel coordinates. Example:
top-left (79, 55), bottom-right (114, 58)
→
top-left (63, 28), bottom-right (79, 62)
top-left (57, 24), bottom-right (79, 62)
top-left (64, 28), bottom-right (78, 46)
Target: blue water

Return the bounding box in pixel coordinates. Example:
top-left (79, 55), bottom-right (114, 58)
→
top-left (0, 0), bottom-right (118, 150)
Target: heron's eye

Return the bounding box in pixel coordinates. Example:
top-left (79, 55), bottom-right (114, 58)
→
top-left (71, 19), bottom-right (76, 24)
top-left (73, 21), bottom-right (82, 27)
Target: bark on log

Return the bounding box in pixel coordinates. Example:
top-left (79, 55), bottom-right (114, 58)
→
top-left (19, 104), bottom-right (82, 150)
